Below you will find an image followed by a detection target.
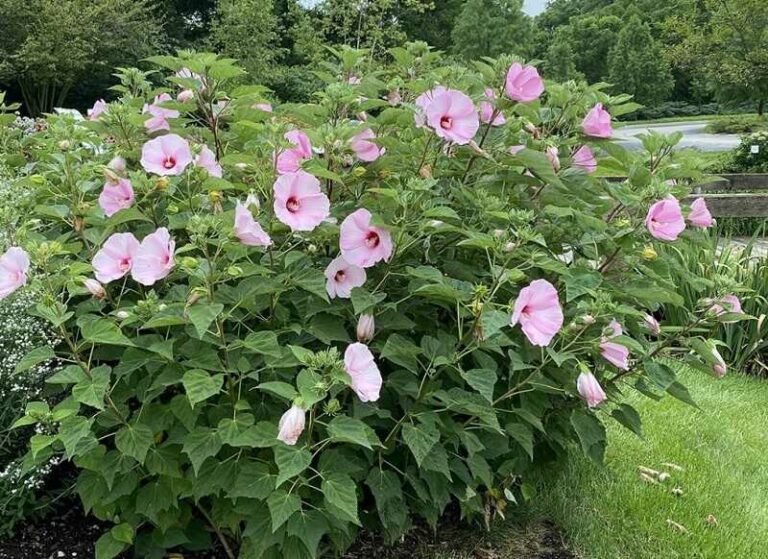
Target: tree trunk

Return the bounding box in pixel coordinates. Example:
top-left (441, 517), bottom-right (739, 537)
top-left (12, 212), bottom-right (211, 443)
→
top-left (758, 99), bottom-right (765, 118)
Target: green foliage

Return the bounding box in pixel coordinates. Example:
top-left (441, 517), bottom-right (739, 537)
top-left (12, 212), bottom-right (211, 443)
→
top-left (607, 16), bottom-right (674, 106)
top-left (6, 48), bottom-right (741, 557)
top-left (451, 0), bottom-right (533, 61)
top-left (731, 131), bottom-right (768, 173)
top-left (704, 115), bottom-right (767, 135)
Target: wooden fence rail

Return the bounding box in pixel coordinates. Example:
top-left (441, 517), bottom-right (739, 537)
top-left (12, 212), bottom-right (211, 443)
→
top-left (688, 174), bottom-right (768, 218)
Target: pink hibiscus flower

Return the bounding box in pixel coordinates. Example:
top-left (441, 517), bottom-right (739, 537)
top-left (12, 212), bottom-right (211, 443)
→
top-left (688, 198), bottom-right (714, 228)
top-left (344, 342), bottom-right (383, 402)
top-left (0, 247), bottom-right (30, 300)
top-left (140, 134), bottom-right (193, 176)
top-left (425, 89), bottom-right (480, 145)
top-left (275, 130), bottom-right (313, 174)
top-left (577, 372), bottom-right (606, 408)
top-left (273, 171), bottom-right (330, 232)
top-left (98, 178), bottom-right (134, 217)
top-left (510, 279), bottom-right (564, 346)
top-left (339, 209), bottom-right (393, 268)
top-left (195, 145), bottom-right (223, 178)
top-left (92, 233), bottom-right (140, 284)
top-left (479, 88), bottom-right (506, 126)
top-left (324, 256), bottom-right (366, 299)
top-left (572, 145), bottom-right (597, 173)
top-left (646, 196), bottom-right (686, 241)
top-left (350, 128), bottom-right (383, 162)
top-left (234, 202), bottom-right (272, 247)
top-left (581, 103), bottom-right (613, 138)
top-left (131, 228), bottom-right (175, 286)
top-left (504, 63), bottom-right (545, 103)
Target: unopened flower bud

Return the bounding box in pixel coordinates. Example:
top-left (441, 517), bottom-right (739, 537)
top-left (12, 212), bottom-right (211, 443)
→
top-left (155, 177), bottom-right (169, 191)
top-left (73, 217), bottom-right (84, 233)
top-left (179, 257), bottom-right (198, 269)
top-left (525, 122), bottom-right (541, 139)
top-left (419, 164), bottom-right (432, 179)
top-left (643, 314), bottom-right (661, 335)
top-left (108, 156), bottom-right (126, 174)
top-left (493, 229), bottom-right (506, 238)
top-left (712, 347), bottom-right (726, 378)
top-left (116, 310), bottom-right (130, 320)
top-left (158, 304), bottom-right (167, 311)
top-left (546, 146), bottom-right (560, 172)
top-left (235, 162), bottom-right (248, 170)
top-left (83, 278), bottom-right (105, 299)
top-left (324, 398), bottom-right (341, 415)
top-left (428, 220), bottom-right (444, 228)
top-left (468, 140), bottom-right (487, 157)
top-left (353, 166), bottom-right (367, 178)
top-left (209, 190), bottom-right (223, 204)
top-left (378, 169), bottom-right (391, 179)
top-left (387, 89), bottom-right (401, 106)
top-left (306, 244), bottom-right (318, 254)
top-left (103, 168), bottom-right (121, 184)
top-left (244, 193), bottom-right (260, 211)
top-left (581, 314), bottom-right (596, 325)
top-left (503, 241), bottom-right (516, 252)
top-left (227, 265), bottom-right (243, 277)
top-left (641, 245), bottom-right (658, 261)
top-left (356, 314), bottom-right (375, 342)
top-left (58, 140), bottom-right (71, 150)
top-left (177, 89), bottom-right (194, 102)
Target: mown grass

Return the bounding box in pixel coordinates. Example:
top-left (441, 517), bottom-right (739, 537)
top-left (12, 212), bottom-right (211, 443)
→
top-left (616, 114), bottom-right (759, 126)
top-left (530, 365), bottom-right (768, 559)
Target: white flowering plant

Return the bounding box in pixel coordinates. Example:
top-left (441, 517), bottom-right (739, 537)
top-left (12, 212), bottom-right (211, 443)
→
top-left (5, 46), bottom-right (748, 558)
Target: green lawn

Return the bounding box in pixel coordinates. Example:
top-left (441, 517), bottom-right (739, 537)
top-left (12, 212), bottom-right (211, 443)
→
top-left (531, 366), bottom-right (768, 559)
top-left (616, 113), bottom-right (759, 126)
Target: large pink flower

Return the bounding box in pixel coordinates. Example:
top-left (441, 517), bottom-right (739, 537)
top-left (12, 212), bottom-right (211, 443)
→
top-left (600, 320), bottom-right (629, 370)
top-left (572, 145), bottom-right (597, 173)
top-left (688, 198), bottom-right (714, 228)
top-left (275, 130), bottom-right (312, 174)
top-left (195, 145), bottom-right (223, 178)
top-left (144, 93), bottom-right (180, 120)
top-left (92, 233), bottom-right (140, 284)
top-left (324, 256), bottom-right (366, 299)
top-left (344, 343), bottom-right (382, 402)
top-left (504, 63), bottom-right (545, 103)
top-left (350, 128), bottom-right (383, 162)
top-left (0, 247), bottom-right (30, 300)
top-left (414, 86), bottom-right (447, 127)
top-left (577, 372), bottom-right (606, 408)
top-left (131, 228), bottom-right (175, 286)
top-left (710, 294), bottom-right (742, 320)
top-left (339, 209), bottom-right (393, 268)
top-left (646, 196), bottom-right (686, 241)
top-left (479, 88), bottom-right (506, 126)
top-left (144, 116), bottom-right (170, 133)
top-left (98, 178), bottom-right (134, 217)
top-left (234, 202), bottom-right (272, 247)
top-left (273, 171), bottom-right (330, 232)
top-left (581, 103), bottom-right (613, 138)
top-left (140, 134), bottom-right (193, 176)
top-left (510, 279), bottom-right (564, 346)
top-left (424, 89), bottom-right (479, 145)
top-left (87, 99), bottom-right (107, 120)
top-left (277, 404), bottom-right (305, 446)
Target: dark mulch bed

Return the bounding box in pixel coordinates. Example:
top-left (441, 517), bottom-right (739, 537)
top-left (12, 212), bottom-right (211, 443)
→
top-left (0, 499), bottom-right (575, 559)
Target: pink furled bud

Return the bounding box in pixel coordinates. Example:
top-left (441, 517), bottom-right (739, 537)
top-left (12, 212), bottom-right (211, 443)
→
top-left (546, 146), bottom-right (560, 172)
top-left (356, 314), bottom-right (375, 342)
top-left (277, 404), bottom-right (306, 445)
top-left (504, 63), bottom-right (544, 103)
top-left (688, 198), bottom-right (714, 228)
top-left (581, 103), bottom-right (613, 138)
top-left (577, 372), bottom-right (606, 408)
top-left (712, 348), bottom-right (726, 378)
top-left (83, 278), bottom-right (106, 299)
top-left (710, 294), bottom-right (742, 322)
top-left (643, 314), bottom-right (661, 336)
top-left (108, 156), bottom-right (127, 174)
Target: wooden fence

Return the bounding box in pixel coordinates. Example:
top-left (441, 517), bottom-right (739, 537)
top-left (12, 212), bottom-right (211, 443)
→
top-left (688, 174), bottom-right (768, 218)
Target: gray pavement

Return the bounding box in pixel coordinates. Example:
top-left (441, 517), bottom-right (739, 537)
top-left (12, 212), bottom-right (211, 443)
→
top-left (614, 121), bottom-right (741, 152)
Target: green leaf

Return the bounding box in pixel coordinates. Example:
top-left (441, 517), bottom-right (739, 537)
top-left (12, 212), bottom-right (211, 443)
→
top-left (182, 369), bottom-right (224, 407)
top-left (570, 410), bottom-right (606, 464)
top-left (58, 415), bottom-right (96, 458)
top-left (267, 489), bottom-right (301, 531)
top-left (47, 364), bottom-right (88, 385)
top-left (644, 360), bottom-right (677, 391)
top-left (274, 446), bottom-right (312, 487)
top-left (296, 369), bottom-right (326, 407)
top-left (241, 331), bottom-right (282, 357)
top-left (182, 427), bottom-right (222, 475)
top-left (402, 422), bottom-right (439, 467)
top-left (218, 415), bottom-right (265, 448)
top-left (230, 462), bottom-right (276, 500)
top-left (95, 532), bottom-right (127, 559)
top-left (78, 316), bottom-right (134, 346)
top-left (666, 381), bottom-right (699, 408)
top-left (460, 368), bottom-right (497, 403)
top-left (111, 523), bottom-right (134, 544)
top-left (327, 416), bottom-right (377, 449)
top-left (564, 269), bottom-right (602, 302)
top-left (611, 403), bottom-right (644, 437)
top-left (307, 314), bottom-right (350, 344)
top-left (72, 366), bottom-right (111, 410)
top-left (258, 381), bottom-right (298, 401)
top-left (114, 423), bottom-right (154, 464)
top-left (286, 511), bottom-right (329, 557)
top-left (322, 473), bottom-right (359, 525)
top-left (187, 303), bottom-right (225, 338)
top-left (381, 333), bottom-right (422, 373)
top-left (505, 422), bottom-right (534, 459)
top-left (350, 288), bottom-right (386, 314)
top-left (14, 346), bottom-right (55, 373)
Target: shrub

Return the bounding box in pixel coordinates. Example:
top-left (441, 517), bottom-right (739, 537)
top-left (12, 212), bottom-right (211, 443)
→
top-left (705, 115), bottom-right (767, 135)
top-left (7, 47), bottom-right (743, 558)
top-left (730, 131), bottom-right (768, 173)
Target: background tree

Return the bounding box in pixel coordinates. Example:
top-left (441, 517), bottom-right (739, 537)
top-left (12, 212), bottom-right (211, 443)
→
top-left (451, 0), bottom-right (533, 60)
top-left (0, 0), bottom-right (164, 115)
top-left (544, 32), bottom-right (584, 82)
top-left (607, 16), bottom-right (674, 106)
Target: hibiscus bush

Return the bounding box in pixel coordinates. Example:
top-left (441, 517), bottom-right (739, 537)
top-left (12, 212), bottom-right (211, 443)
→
top-left (5, 45), bottom-right (747, 558)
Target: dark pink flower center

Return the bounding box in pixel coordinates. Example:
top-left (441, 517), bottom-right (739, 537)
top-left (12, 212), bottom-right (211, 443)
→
top-left (119, 257), bottom-right (131, 271)
top-left (334, 270), bottom-right (346, 283)
top-left (163, 156), bottom-right (176, 169)
top-left (440, 115), bottom-right (453, 130)
top-left (286, 197), bottom-right (300, 213)
top-left (520, 305), bottom-right (532, 318)
top-left (365, 231), bottom-right (380, 249)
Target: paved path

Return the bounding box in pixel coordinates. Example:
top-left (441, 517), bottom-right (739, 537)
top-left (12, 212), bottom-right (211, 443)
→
top-left (614, 121), bottom-right (741, 152)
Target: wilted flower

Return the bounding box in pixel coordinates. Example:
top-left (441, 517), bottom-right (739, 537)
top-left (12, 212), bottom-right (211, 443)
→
top-left (577, 372), bottom-right (606, 408)
top-left (87, 99), bottom-right (108, 120)
top-left (581, 103), bottom-right (612, 138)
top-left (273, 171), bottom-right (330, 232)
top-left (324, 256), bottom-right (366, 299)
top-left (98, 178), bottom-right (134, 217)
top-left (177, 89), bottom-right (195, 103)
top-left (107, 156), bottom-right (127, 174)
top-left (643, 314), bottom-right (661, 335)
top-left (546, 146), bottom-right (560, 172)
top-left (572, 145), bottom-right (597, 173)
top-left (339, 209), bottom-right (393, 268)
top-left (275, 130), bottom-right (313, 174)
top-left (600, 320), bottom-right (629, 370)
top-left (195, 145), bottom-right (223, 177)
top-left (0, 247), bottom-right (30, 300)
top-left (92, 233), bottom-right (140, 284)
top-left (277, 404), bottom-right (306, 445)
top-left (344, 343), bottom-right (382, 402)
top-left (83, 278), bottom-right (106, 299)
top-left (131, 228), bottom-right (176, 286)
top-left (350, 128), bottom-right (383, 162)
top-left (510, 279), bottom-right (564, 347)
top-left (504, 63), bottom-right (544, 103)
top-left (234, 202), bottom-right (272, 247)
top-left (479, 88), bottom-right (505, 126)
top-left (688, 198), bottom-right (714, 228)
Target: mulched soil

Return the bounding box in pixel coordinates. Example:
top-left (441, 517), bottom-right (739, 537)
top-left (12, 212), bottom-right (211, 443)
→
top-left (0, 500), bottom-right (575, 559)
